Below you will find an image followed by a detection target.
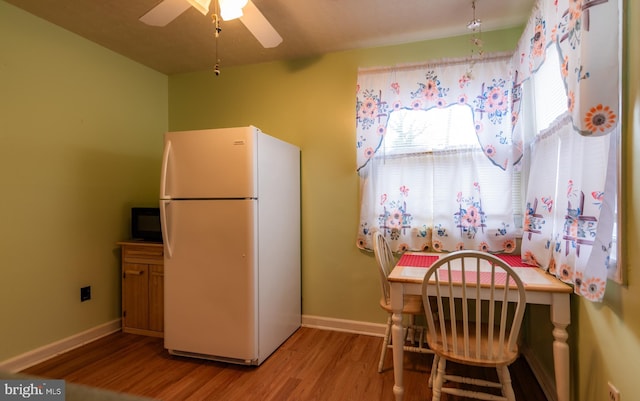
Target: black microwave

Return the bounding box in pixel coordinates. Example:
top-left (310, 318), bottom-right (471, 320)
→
top-left (131, 207), bottom-right (162, 242)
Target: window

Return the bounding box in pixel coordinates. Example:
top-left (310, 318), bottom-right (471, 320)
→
top-left (359, 104), bottom-right (517, 253)
top-left (384, 106), bottom-right (479, 154)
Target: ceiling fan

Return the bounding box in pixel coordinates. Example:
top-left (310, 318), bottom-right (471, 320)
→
top-left (139, 0), bottom-right (283, 48)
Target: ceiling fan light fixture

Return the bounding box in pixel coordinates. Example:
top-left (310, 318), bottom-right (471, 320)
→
top-left (187, 0), bottom-right (211, 15)
top-left (219, 0), bottom-right (248, 21)
top-left (231, 0), bottom-right (249, 8)
top-left (220, 7), bottom-right (243, 20)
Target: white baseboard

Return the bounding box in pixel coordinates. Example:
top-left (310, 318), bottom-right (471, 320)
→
top-left (301, 314), bottom-right (386, 337)
top-left (2, 316), bottom-right (369, 374)
top-left (0, 319), bottom-right (122, 373)
top-left (521, 345), bottom-right (558, 401)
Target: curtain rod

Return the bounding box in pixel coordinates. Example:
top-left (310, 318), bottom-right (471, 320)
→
top-left (357, 51), bottom-right (513, 75)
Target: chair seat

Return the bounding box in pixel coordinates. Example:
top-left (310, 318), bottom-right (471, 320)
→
top-left (379, 294), bottom-right (423, 315)
top-left (427, 320), bottom-right (519, 368)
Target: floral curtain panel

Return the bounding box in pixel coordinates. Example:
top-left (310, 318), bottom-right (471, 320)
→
top-left (515, 0), bottom-right (620, 302)
top-left (355, 56), bottom-right (519, 253)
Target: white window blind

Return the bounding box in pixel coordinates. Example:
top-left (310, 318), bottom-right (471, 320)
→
top-left (532, 46), bottom-right (569, 132)
top-left (384, 106), bottom-right (479, 154)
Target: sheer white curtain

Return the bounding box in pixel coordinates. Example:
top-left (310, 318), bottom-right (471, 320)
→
top-left (522, 114), bottom-right (616, 301)
top-left (358, 142), bottom-right (516, 254)
top-left (430, 147), bottom-right (515, 253)
top-left (359, 151), bottom-right (434, 252)
top-left (522, 120), bottom-right (560, 269)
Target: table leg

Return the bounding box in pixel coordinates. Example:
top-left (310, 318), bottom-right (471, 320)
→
top-left (390, 282), bottom-right (405, 401)
top-left (551, 293), bottom-right (571, 401)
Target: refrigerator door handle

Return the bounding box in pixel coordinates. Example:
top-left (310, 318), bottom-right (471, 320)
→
top-left (160, 140), bottom-right (172, 200)
top-left (160, 199), bottom-right (173, 258)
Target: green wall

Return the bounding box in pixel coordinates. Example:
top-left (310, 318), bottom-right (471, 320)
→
top-left (2, 1), bottom-right (639, 401)
top-left (0, 1), bottom-right (167, 360)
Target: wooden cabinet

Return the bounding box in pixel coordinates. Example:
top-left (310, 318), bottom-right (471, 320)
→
top-left (117, 241), bottom-right (164, 337)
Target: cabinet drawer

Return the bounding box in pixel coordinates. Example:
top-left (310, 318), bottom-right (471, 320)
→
top-left (122, 244), bottom-right (164, 264)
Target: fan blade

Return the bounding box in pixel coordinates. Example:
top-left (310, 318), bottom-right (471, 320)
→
top-left (140, 0), bottom-right (191, 27)
top-left (239, 0), bottom-right (283, 48)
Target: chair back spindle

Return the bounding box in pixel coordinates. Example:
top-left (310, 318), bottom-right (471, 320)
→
top-left (373, 231), bottom-right (395, 304)
top-left (422, 250), bottom-right (526, 365)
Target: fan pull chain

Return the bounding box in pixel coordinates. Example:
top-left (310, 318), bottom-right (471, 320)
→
top-left (212, 12), bottom-right (221, 76)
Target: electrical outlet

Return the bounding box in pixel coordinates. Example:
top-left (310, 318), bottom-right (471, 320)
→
top-left (608, 381), bottom-right (620, 401)
top-left (80, 286), bottom-right (91, 302)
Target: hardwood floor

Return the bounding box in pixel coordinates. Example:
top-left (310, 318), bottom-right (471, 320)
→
top-left (21, 327), bottom-right (547, 401)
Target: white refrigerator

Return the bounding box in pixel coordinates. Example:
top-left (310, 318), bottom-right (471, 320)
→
top-left (159, 126), bottom-right (301, 365)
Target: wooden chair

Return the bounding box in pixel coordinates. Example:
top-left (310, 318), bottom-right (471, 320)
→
top-left (420, 250), bottom-right (526, 401)
top-left (372, 231), bottom-right (432, 373)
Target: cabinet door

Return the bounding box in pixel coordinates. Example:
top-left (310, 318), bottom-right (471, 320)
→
top-left (123, 263), bottom-right (149, 330)
top-left (148, 264), bottom-right (164, 332)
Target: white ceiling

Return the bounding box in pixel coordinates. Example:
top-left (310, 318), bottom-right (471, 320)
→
top-left (4, 0), bottom-right (535, 75)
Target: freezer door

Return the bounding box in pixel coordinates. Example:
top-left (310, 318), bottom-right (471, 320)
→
top-left (161, 127), bottom-right (258, 199)
top-left (162, 199), bottom-right (258, 362)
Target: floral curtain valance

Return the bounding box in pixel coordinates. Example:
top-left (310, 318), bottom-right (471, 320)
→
top-left (356, 55), bottom-right (519, 174)
top-left (511, 0), bottom-right (620, 137)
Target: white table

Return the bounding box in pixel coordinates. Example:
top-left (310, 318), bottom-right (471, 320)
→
top-left (387, 252), bottom-right (573, 401)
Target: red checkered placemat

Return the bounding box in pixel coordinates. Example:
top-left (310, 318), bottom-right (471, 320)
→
top-left (397, 254), bottom-right (439, 268)
top-left (495, 254), bottom-right (536, 267)
top-left (398, 253), bottom-right (535, 269)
